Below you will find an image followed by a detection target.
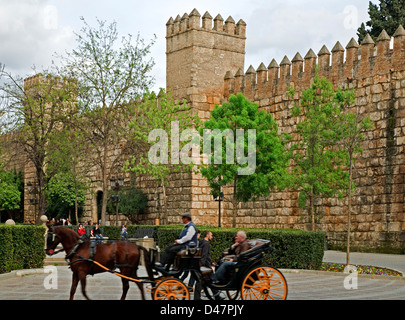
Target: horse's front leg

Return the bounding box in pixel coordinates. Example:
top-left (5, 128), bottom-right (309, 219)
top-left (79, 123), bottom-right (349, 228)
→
top-left (70, 272), bottom-right (79, 300)
top-left (79, 271), bottom-right (91, 300)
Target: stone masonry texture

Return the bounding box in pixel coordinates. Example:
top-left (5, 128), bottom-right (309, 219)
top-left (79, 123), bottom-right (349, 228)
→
top-left (2, 9), bottom-right (405, 249)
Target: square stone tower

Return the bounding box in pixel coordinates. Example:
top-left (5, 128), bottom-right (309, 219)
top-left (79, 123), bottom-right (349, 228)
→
top-left (166, 9), bottom-right (246, 119)
top-left (165, 9), bottom-right (246, 226)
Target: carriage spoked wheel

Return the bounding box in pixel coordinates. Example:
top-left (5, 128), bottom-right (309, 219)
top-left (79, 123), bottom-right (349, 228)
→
top-left (226, 289), bottom-right (240, 300)
top-left (153, 279), bottom-right (190, 300)
top-left (241, 266), bottom-right (288, 300)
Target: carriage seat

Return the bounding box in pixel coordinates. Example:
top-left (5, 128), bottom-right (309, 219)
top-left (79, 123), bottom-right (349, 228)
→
top-left (200, 266), bottom-right (213, 275)
top-left (174, 247), bottom-right (201, 270)
top-left (176, 241), bottom-right (201, 257)
top-left (247, 239), bottom-right (269, 248)
top-left (176, 248), bottom-right (201, 257)
top-left (237, 239), bottom-right (271, 262)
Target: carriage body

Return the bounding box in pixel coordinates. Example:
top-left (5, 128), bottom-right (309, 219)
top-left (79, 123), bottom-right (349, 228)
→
top-left (45, 226), bottom-right (286, 301)
top-left (151, 239), bottom-right (288, 301)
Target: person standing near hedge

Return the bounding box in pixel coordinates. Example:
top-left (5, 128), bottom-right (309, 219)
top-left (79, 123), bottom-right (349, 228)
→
top-left (159, 212), bottom-right (198, 271)
top-left (91, 223), bottom-right (103, 244)
top-left (121, 224), bottom-right (128, 240)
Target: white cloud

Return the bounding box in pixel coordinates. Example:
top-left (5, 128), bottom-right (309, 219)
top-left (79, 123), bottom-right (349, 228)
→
top-left (0, 0), bottom-right (371, 89)
top-left (0, 0), bottom-right (74, 76)
top-left (43, 5), bottom-right (59, 30)
top-left (243, 1), bottom-right (370, 71)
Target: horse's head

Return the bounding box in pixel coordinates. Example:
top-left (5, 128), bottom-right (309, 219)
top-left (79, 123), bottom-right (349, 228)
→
top-left (45, 225), bottom-right (61, 255)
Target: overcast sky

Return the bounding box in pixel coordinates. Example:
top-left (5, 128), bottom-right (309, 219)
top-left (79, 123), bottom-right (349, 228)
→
top-left (0, 0), bottom-right (372, 92)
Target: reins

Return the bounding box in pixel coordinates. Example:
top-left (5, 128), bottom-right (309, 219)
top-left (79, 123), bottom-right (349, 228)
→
top-left (91, 260), bottom-right (152, 284)
top-left (47, 226), bottom-right (154, 285)
top-left (68, 252), bottom-right (153, 284)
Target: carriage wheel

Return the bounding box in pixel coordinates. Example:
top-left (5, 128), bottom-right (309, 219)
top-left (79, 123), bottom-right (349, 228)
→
top-left (241, 266), bottom-right (287, 300)
top-left (153, 279), bottom-right (190, 300)
top-left (226, 290), bottom-right (240, 300)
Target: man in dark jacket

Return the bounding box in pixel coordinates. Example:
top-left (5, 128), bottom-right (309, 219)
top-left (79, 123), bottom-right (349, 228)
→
top-left (194, 230), bottom-right (223, 299)
top-left (200, 230), bottom-right (214, 268)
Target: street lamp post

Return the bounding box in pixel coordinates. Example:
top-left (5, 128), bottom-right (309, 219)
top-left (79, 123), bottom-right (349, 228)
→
top-left (29, 198), bottom-right (38, 223)
top-left (27, 181), bottom-right (38, 224)
top-left (213, 177), bottom-right (224, 227)
top-left (214, 191), bottom-right (224, 227)
top-left (111, 195), bottom-right (120, 227)
top-left (110, 177), bottom-right (124, 226)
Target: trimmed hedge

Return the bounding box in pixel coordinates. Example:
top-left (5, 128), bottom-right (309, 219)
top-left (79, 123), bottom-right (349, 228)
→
top-left (0, 225), bottom-right (46, 274)
top-left (70, 225), bottom-right (324, 270)
top-left (0, 223), bottom-right (323, 274)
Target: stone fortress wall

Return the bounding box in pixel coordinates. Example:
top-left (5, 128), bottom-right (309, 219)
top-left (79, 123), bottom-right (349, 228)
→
top-left (3, 8), bottom-right (404, 249)
top-left (163, 9), bottom-right (405, 249)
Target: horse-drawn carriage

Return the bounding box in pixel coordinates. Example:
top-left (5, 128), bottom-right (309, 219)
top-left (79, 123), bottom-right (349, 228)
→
top-left (45, 226), bottom-right (288, 300)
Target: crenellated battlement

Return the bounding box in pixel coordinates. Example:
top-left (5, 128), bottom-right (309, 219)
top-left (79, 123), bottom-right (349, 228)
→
top-left (24, 73), bottom-right (44, 87)
top-left (166, 9), bottom-right (246, 117)
top-left (166, 8), bottom-right (246, 38)
top-left (224, 25), bottom-right (405, 100)
top-left (24, 73), bottom-right (75, 89)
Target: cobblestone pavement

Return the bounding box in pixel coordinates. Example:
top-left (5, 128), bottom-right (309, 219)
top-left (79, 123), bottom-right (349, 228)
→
top-left (0, 264), bottom-right (404, 300)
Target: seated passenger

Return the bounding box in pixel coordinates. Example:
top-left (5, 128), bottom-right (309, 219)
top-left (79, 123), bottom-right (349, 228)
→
top-left (212, 231), bottom-right (251, 284)
top-left (159, 212), bottom-right (198, 271)
top-left (77, 224), bottom-right (86, 236)
top-left (91, 223), bottom-right (103, 244)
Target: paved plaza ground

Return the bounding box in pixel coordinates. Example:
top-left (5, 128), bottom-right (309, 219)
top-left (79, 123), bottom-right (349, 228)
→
top-left (0, 250), bottom-right (404, 301)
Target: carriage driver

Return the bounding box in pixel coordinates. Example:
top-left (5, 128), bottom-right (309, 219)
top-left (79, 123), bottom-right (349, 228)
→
top-left (159, 212), bottom-right (198, 271)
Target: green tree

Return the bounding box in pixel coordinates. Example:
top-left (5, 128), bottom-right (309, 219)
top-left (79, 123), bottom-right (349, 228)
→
top-left (357, 0), bottom-right (405, 42)
top-left (0, 70), bottom-right (78, 220)
top-left (288, 72), bottom-right (350, 231)
top-left (46, 172), bottom-right (86, 224)
top-left (107, 186), bottom-right (148, 224)
top-left (56, 17), bottom-right (156, 224)
top-left (125, 90), bottom-right (201, 224)
top-left (200, 93), bottom-right (287, 228)
top-left (46, 122), bottom-right (91, 224)
top-left (337, 104), bottom-right (373, 265)
top-left (0, 168), bottom-right (22, 215)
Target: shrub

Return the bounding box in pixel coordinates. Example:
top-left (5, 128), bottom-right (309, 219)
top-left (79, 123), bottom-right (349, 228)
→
top-left (153, 225), bottom-right (324, 270)
top-left (0, 225), bottom-right (14, 273)
top-left (0, 225), bottom-right (45, 274)
top-left (66, 224), bottom-right (325, 270)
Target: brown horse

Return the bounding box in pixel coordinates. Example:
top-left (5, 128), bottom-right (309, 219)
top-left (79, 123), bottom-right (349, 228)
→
top-left (45, 225), bottom-right (154, 300)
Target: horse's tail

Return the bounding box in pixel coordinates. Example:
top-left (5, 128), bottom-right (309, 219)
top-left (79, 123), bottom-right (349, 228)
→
top-left (139, 245), bottom-right (154, 281)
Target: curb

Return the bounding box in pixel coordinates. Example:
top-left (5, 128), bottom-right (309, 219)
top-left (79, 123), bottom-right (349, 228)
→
top-left (0, 268), bottom-right (47, 281)
top-left (1, 266), bottom-right (403, 282)
top-left (280, 268), bottom-right (405, 281)
top-left (15, 268), bottom-right (48, 277)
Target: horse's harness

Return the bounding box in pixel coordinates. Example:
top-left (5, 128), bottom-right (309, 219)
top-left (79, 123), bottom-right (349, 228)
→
top-left (47, 227), bottom-right (135, 271)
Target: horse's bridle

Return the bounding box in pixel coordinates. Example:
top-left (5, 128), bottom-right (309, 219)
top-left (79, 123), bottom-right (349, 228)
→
top-left (46, 226), bottom-right (82, 259)
top-left (45, 226), bottom-right (62, 255)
